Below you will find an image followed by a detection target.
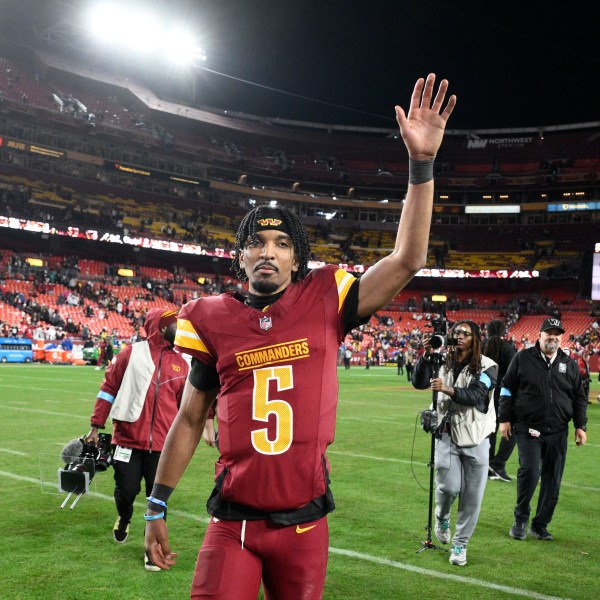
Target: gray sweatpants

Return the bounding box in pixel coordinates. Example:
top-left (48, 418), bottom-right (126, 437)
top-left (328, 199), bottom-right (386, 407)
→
top-left (434, 431), bottom-right (489, 547)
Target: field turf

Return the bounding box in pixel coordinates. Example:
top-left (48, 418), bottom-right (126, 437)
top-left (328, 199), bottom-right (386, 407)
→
top-left (1, 363), bottom-right (598, 599)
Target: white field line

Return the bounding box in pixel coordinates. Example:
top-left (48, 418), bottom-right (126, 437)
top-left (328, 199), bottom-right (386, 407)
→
top-left (0, 469), bottom-right (574, 600)
top-left (0, 404), bottom-right (88, 420)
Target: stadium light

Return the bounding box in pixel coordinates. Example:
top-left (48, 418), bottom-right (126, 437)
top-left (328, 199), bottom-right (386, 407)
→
top-left (85, 3), bottom-right (206, 65)
top-left (162, 28), bottom-right (206, 67)
top-left (123, 14), bottom-right (162, 55)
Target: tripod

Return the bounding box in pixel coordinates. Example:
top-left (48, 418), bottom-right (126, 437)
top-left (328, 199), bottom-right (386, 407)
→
top-left (416, 352), bottom-right (447, 554)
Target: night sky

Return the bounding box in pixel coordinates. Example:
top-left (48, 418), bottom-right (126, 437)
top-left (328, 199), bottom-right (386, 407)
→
top-left (1, 0), bottom-right (598, 131)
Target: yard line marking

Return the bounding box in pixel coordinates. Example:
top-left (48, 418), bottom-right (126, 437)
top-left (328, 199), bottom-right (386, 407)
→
top-left (0, 376), bottom-right (100, 384)
top-left (0, 470), bottom-right (208, 522)
top-left (561, 481), bottom-right (600, 492)
top-left (0, 404), bottom-right (88, 420)
top-left (0, 469), bottom-right (574, 600)
top-left (0, 447), bottom-right (27, 456)
top-left (343, 400), bottom-right (407, 408)
top-left (327, 450), bottom-right (600, 491)
top-left (328, 449), bottom-right (421, 466)
top-left (331, 548), bottom-right (573, 600)
top-left (338, 416), bottom-right (402, 424)
top-left (0, 385), bottom-right (92, 394)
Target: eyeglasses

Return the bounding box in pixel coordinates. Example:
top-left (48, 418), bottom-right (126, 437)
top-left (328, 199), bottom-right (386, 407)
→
top-left (453, 329), bottom-right (473, 338)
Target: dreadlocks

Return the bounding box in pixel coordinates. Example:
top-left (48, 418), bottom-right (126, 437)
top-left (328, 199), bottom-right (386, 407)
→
top-left (445, 320), bottom-right (483, 378)
top-left (231, 205), bottom-right (312, 282)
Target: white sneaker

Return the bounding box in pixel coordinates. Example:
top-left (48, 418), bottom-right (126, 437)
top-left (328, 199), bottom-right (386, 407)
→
top-left (434, 519), bottom-right (450, 544)
top-left (449, 545), bottom-right (467, 566)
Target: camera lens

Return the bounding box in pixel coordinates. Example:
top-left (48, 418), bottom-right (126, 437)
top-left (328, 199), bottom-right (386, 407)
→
top-left (430, 334), bottom-right (445, 349)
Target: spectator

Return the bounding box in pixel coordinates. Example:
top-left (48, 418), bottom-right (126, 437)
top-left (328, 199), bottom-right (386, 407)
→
top-left (343, 346), bottom-right (352, 369)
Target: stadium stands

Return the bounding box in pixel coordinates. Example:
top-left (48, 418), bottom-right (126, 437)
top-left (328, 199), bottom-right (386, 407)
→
top-left (1, 45), bottom-right (599, 367)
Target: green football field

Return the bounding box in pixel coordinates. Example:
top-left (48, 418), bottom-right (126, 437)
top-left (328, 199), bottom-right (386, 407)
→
top-left (1, 364), bottom-right (598, 600)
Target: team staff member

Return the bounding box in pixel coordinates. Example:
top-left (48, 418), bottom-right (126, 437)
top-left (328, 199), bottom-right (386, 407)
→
top-left (500, 317), bottom-right (588, 542)
top-left (144, 74), bottom-right (456, 599)
top-left (412, 321), bottom-right (497, 567)
top-left (86, 308), bottom-right (189, 570)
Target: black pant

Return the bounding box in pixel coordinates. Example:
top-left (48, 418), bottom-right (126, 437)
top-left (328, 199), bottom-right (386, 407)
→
top-left (514, 428), bottom-right (568, 528)
top-left (112, 448), bottom-right (161, 523)
top-left (489, 433), bottom-right (517, 469)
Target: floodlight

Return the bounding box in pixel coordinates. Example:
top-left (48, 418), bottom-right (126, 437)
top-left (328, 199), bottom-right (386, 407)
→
top-left (162, 28), bottom-right (202, 67)
top-left (122, 14), bottom-right (161, 54)
top-left (87, 3), bottom-right (128, 45)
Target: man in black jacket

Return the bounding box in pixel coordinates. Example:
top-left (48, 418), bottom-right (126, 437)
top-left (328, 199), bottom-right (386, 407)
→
top-left (499, 318), bottom-right (588, 542)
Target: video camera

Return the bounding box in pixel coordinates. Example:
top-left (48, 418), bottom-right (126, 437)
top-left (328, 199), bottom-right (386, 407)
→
top-left (58, 433), bottom-right (112, 509)
top-left (428, 317), bottom-right (457, 350)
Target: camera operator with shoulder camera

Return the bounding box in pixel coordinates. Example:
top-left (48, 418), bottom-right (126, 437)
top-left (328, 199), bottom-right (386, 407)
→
top-left (85, 308), bottom-right (189, 571)
top-left (412, 320), bottom-right (497, 567)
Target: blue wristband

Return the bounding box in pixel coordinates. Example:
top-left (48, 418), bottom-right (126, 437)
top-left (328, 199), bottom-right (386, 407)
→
top-left (144, 511), bottom-right (165, 521)
top-left (147, 496), bottom-right (167, 509)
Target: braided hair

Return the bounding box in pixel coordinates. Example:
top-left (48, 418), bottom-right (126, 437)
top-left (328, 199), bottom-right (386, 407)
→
top-left (446, 320), bottom-right (483, 378)
top-left (231, 205), bottom-right (312, 282)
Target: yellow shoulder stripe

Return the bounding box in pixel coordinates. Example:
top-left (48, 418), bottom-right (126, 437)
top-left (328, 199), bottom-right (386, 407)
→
top-left (175, 318), bottom-right (212, 356)
top-left (334, 269), bottom-right (356, 313)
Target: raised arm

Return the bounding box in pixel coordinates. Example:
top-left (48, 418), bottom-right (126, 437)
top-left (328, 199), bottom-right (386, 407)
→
top-left (357, 74), bottom-right (456, 318)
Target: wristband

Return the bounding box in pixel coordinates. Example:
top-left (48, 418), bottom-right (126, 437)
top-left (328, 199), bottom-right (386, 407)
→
top-left (147, 496), bottom-right (167, 509)
top-left (408, 158), bottom-right (434, 185)
top-left (144, 511), bottom-right (165, 521)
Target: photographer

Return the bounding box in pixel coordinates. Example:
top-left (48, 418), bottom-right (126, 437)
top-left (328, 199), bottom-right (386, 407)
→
top-left (85, 308), bottom-right (189, 571)
top-left (412, 321), bottom-right (497, 567)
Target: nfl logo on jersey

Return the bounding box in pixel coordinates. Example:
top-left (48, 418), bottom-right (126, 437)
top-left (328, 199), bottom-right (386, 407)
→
top-left (259, 316), bottom-right (272, 331)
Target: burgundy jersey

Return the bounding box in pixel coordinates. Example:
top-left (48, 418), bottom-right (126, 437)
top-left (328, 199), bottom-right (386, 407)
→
top-left (175, 265), bottom-right (356, 513)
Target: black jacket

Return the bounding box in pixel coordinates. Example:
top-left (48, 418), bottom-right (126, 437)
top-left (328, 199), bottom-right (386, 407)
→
top-left (499, 342), bottom-right (587, 434)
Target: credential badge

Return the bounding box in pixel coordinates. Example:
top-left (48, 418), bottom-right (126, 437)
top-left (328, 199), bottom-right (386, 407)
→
top-left (559, 363), bottom-right (567, 374)
top-left (259, 316), bottom-right (273, 331)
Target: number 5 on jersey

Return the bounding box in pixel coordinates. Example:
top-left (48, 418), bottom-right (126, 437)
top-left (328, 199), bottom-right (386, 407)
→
top-left (252, 366), bottom-right (293, 455)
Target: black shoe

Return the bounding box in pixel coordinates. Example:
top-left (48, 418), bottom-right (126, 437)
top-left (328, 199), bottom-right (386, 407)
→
top-left (144, 552), bottom-right (161, 572)
top-left (113, 517), bottom-right (130, 543)
top-left (489, 466), bottom-right (512, 482)
top-left (488, 467), bottom-right (499, 480)
top-left (528, 526), bottom-right (554, 541)
top-left (509, 521), bottom-right (527, 540)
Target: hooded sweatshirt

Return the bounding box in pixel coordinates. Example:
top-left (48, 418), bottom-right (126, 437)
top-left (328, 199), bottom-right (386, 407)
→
top-left (90, 307), bottom-right (189, 451)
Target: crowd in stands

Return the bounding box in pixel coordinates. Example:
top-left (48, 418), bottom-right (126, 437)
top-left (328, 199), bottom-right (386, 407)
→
top-left (1, 54), bottom-right (599, 375)
top-left (2, 250), bottom-right (599, 375)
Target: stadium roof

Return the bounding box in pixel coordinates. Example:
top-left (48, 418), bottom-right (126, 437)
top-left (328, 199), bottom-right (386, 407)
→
top-left (1, 0), bottom-right (598, 131)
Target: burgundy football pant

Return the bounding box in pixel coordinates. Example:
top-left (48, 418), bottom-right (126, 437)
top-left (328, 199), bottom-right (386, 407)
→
top-left (190, 516), bottom-right (329, 600)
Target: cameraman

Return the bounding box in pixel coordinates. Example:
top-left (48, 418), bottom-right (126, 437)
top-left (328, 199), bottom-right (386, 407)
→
top-left (85, 308), bottom-right (189, 571)
top-left (412, 321), bottom-right (497, 567)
